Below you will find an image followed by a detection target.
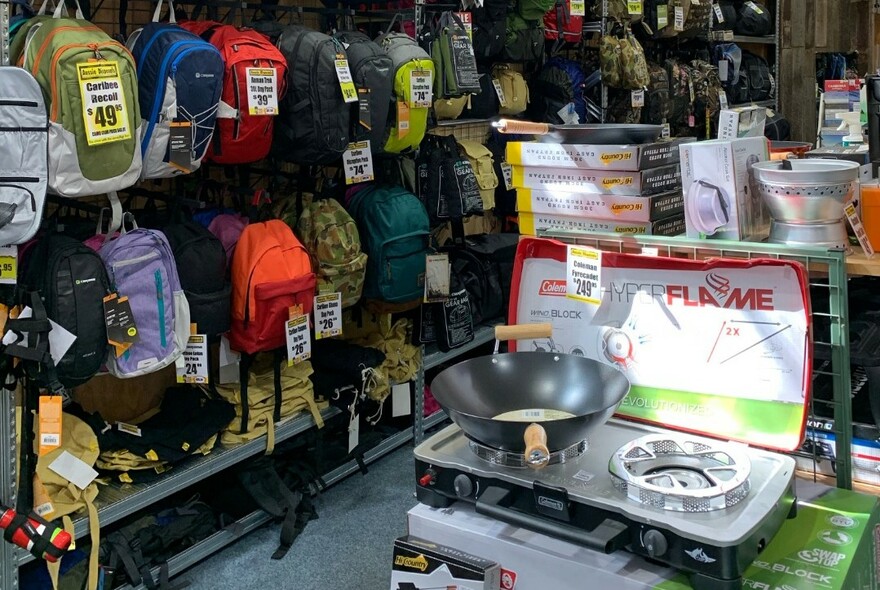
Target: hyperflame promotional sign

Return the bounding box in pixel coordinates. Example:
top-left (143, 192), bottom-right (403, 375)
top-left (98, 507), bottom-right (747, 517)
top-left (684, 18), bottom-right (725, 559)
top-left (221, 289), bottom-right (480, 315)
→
top-left (509, 237), bottom-right (812, 451)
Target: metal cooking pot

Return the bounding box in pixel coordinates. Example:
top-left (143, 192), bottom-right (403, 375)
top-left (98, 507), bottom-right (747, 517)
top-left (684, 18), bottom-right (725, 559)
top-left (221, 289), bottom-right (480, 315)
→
top-left (752, 159), bottom-right (859, 223)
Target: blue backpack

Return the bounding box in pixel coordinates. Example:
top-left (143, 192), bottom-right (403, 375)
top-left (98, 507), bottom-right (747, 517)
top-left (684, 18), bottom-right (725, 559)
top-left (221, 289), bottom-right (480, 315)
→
top-left (128, 1), bottom-right (224, 179)
top-left (527, 57), bottom-right (587, 124)
top-left (347, 185), bottom-right (430, 310)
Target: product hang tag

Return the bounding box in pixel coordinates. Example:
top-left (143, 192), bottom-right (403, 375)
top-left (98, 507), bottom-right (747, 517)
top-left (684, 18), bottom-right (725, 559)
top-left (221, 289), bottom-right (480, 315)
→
top-left (48, 450), bottom-right (98, 491)
top-left (409, 70), bottom-right (433, 108)
top-left (343, 140), bottom-right (375, 185)
top-left (492, 78), bottom-right (508, 107)
top-left (424, 253), bottom-right (451, 303)
top-left (38, 395), bottom-right (62, 456)
top-left (627, 0), bottom-right (642, 15)
top-left (570, 0), bottom-right (586, 16)
top-left (455, 11), bottom-right (473, 39)
top-left (718, 60), bottom-right (729, 82)
top-left (845, 201), bottom-right (875, 257)
top-left (314, 292), bottom-right (342, 339)
top-left (286, 314), bottom-right (311, 365)
top-left (168, 122), bottom-right (192, 173)
top-left (176, 333), bottom-right (209, 384)
top-left (0, 245), bottom-right (17, 285)
top-left (77, 61), bottom-right (131, 146)
top-left (674, 5), bottom-right (684, 31)
top-left (557, 102), bottom-right (579, 125)
top-left (688, 113), bottom-right (695, 127)
top-left (397, 102), bottom-right (411, 139)
top-left (631, 89), bottom-right (645, 108)
top-left (246, 67), bottom-right (279, 115)
top-left (334, 56), bottom-right (359, 104)
top-left (33, 475), bottom-right (55, 519)
top-left (358, 88), bottom-right (372, 131)
top-left (103, 294), bottom-right (138, 357)
top-left (688, 79), bottom-right (695, 102)
top-left (713, 3), bottom-right (724, 22)
top-left (348, 412), bottom-right (359, 453)
top-left (566, 246), bottom-right (602, 305)
top-left (391, 382), bottom-right (411, 417)
top-left (661, 122), bottom-right (671, 139)
top-left (657, 4), bottom-right (668, 28)
top-left (117, 421), bottom-right (142, 437)
top-left (500, 162), bottom-right (514, 191)
top-left (719, 89), bottom-right (729, 109)
top-left (745, 0), bottom-right (763, 14)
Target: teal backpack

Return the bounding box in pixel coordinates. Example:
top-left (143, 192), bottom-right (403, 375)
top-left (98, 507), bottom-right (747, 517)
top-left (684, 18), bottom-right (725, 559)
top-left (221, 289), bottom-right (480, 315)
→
top-left (348, 185), bottom-right (430, 311)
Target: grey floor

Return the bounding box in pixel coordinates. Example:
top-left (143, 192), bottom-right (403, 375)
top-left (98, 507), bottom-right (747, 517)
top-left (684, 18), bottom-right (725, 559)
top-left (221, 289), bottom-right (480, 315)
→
top-left (180, 444), bottom-right (418, 590)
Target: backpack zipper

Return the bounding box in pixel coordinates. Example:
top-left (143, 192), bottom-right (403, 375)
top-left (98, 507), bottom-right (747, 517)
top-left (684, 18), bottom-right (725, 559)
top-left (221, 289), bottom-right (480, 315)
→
top-left (155, 269), bottom-right (166, 348)
top-left (136, 27), bottom-right (177, 77)
top-left (30, 24), bottom-right (103, 77)
top-left (49, 41), bottom-right (133, 122)
top-left (0, 184), bottom-right (36, 213)
top-left (0, 100), bottom-right (39, 108)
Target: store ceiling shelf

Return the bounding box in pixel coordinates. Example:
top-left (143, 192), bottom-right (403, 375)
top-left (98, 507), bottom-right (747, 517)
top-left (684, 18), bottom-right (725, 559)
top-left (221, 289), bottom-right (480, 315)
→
top-left (731, 35), bottom-right (777, 45)
top-left (423, 321), bottom-right (500, 372)
top-left (18, 405), bottom-right (339, 567)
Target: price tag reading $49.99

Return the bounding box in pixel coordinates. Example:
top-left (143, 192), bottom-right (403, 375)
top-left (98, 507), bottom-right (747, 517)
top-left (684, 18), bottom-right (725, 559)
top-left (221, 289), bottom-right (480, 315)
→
top-left (566, 245), bottom-right (602, 305)
top-left (409, 70), bottom-right (433, 108)
top-left (314, 292), bottom-right (343, 339)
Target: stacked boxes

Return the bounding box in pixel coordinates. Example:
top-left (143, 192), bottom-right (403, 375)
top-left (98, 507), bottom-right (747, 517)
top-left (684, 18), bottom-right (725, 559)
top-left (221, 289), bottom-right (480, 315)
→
top-left (507, 138), bottom-right (693, 237)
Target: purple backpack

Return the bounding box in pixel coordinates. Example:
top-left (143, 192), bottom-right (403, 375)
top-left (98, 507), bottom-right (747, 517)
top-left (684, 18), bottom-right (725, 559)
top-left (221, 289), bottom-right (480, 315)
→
top-left (99, 215), bottom-right (191, 377)
top-left (208, 213), bottom-right (248, 270)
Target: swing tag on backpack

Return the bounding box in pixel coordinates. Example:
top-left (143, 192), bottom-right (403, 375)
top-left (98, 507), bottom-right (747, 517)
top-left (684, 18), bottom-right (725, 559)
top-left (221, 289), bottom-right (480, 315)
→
top-left (314, 293), bottom-right (342, 339)
top-left (334, 55), bottom-right (359, 103)
top-left (286, 314), bottom-right (311, 366)
top-left (570, 0), bottom-right (586, 16)
top-left (77, 62), bottom-right (131, 146)
top-left (343, 141), bottom-right (375, 185)
top-left (38, 395), bottom-right (63, 456)
top-left (0, 246), bottom-right (17, 285)
top-left (409, 70), bottom-right (433, 108)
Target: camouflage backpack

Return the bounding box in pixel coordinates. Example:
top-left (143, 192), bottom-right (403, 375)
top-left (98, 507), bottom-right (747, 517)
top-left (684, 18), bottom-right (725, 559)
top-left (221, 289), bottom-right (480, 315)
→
top-left (606, 89), bottom-right (642, 123)
top-left (600, 35), bottom-right (623, 88)
top-left (641, 61), bottom-right (670, 125)
top-left (296, 196), bottom-right (368, 308)
top-left (665, 58), bottom-right (697, 137)
top-left (618, 32), bottom-right (650, 89)
top-left (691, 59), bottom-right (723, 139)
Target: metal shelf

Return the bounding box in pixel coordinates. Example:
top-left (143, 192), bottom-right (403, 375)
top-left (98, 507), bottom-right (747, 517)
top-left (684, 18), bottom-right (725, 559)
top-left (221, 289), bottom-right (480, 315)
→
top-left (730, 99), bottom-right (776, 108)
top-left (423, 410), bottom-right (448, 432)
top-left (18, 406), bottom-right (339, 566)
top-left (423, 321), bottom-right (500, 372)
top-left (323, 428), bottom-right (414, 487)
top-left (732, 35), bottom-right (777, 45)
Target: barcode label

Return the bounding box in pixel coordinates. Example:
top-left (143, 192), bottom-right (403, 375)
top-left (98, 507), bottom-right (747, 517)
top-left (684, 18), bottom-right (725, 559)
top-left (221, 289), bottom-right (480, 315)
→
top-left (521, 409), bottom-right (544, 418)
top-left (34, 502), bottom-right (54, 517)
top-left (41, 434), bottom-right (59, 446)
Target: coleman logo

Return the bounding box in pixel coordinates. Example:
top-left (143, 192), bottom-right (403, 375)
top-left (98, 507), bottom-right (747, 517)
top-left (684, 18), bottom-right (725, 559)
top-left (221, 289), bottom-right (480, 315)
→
top-left (685, 548), bottom-right (716, 564)
top-left (394, 554), bottom-right (428, 571)
top-left (601, 177), bottom-right (633, 187)
top-left (537, 496), bottom-right (564, 511)
top-left (610, 203), bottom-right (643, 214)
top-left (539, 280), bottom-right (567, 297)
top-left (600, 152), bottom-right (632, 164)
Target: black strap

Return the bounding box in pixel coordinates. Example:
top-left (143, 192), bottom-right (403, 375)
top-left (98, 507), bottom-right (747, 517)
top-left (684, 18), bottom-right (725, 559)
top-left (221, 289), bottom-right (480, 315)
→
top-left (273, 349), bottom-right (283, 424)
top-left (239, 353), bottom-right (253, 434)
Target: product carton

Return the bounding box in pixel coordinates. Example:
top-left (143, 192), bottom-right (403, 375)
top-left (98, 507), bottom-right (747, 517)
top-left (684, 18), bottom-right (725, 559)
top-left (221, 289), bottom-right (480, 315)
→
top-left (718, 106), bottom-right (767, 140)
top-left (511, 164), bottom-right (681, 196)
top-left (390, 535), bottom-right (501, 590)
top-left (518, 211), bottom-right (685, 237)
top-left (795, 416), bottom-right (880, 487)
top-left (505, 138), bottom-right (695, 171)
top-left (680, 136), bottom-right (770, 241)
top-left (516, 188), bottom-right (683, 223)
top-left (408, 480), bottom-right (879, 590)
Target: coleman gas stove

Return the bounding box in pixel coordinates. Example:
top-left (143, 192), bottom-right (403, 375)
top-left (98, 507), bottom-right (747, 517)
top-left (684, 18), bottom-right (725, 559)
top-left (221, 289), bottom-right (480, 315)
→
top-left (415, 420), bottom-right (797, 590)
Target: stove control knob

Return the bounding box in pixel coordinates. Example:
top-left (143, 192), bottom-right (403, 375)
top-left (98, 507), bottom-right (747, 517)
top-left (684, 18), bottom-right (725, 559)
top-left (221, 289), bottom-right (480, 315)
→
top-left (643, 530), bottom-right (668, 558)
top-left (453, 475), bottom-right (474, 498)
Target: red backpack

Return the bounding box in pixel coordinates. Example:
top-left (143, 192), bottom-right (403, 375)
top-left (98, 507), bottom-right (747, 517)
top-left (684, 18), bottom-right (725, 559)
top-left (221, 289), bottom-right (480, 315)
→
top-left (179, 22), bottom-right (288, 164)
top-left (543, 0), bottom-right (583, 44)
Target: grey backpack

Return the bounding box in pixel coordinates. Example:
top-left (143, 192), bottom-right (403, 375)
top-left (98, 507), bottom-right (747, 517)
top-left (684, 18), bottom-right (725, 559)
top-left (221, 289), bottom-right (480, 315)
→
top-left (0, 67), bottom-right (47, 245)
top-left (274, 25), bottom-right (351, 165)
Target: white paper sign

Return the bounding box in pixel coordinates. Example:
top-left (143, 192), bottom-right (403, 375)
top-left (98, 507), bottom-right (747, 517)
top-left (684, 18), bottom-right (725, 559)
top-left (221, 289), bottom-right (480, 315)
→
top-left (719, 89), bottom-right (729, 110)
top-left (343, 141), bottom-right (375, 185)
top-left (719, 60), bottom-right (729, 82)
top-left (392, 382), bottom-right (411, 417)
top-left (286, 315), bottom-right (311, 365)
top-left (246, 68), bottom-right (279, 115)
top-left (76, 61), bottom-right (131, 146)
top-left (492, 78), bottom-right (508, 107)
top-left (334, 58), bottom-right (359, 104)
top-left (409, 71), bottom-right (433, 108)
top-left (176, 333), bottom-right (209, 384)
top-left (314, 293), bottom-right (343, 339)
top-left (48, 450), bottom-right (98, 491)
top-left (713, 3), bottom-right (724, 22)
top-left (500, 163), bottom-right (514, 190)
top-left (845, 201), bottom-right (875, 257)
top-left (219, 334), bottom-right (240, 384)
top-left (631, 89), bottom-right (645, 108)
top-left (674, 6), bottom-right (685, 31)
top-left (566, 245), bottom-right (602, 305)
top-left (2, 307), bottom-right (76, 365)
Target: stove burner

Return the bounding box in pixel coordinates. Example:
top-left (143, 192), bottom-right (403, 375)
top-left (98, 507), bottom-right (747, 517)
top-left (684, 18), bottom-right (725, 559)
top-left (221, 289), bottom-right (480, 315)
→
top-left (609, 434), bottom-right (751, 512)
top-left (468, 438), bottom-right (588, 468)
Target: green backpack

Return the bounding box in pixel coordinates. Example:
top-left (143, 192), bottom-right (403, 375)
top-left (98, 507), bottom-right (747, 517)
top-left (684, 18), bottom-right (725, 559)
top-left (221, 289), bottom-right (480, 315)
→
top-left (517, 0), bottom-right (555, 21)
top-left (348, 185), bottom-right (430, 309)
top-left (11, 0), bottom-right (142, 198)
top-left (296, 196), bottom-right (368, 309)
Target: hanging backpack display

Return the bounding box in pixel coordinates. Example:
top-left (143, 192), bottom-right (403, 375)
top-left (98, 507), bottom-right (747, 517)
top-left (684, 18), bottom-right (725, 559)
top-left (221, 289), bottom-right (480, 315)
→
top-left (436, 12), bottom-right (481, 98)
top-left (162, 221), bottom-right (230, 337)
top-left (471, 0), bottom-right (508, 62)
top-left (502, 13), bottom-right (544, 65)
top-left (129, 2), bottom-right (224, 179)
top-left (207, 212), bottom-right (248, 270)
top-left (417, 135), bottom-right (483, 224)
top-left (274, 25), bottom-right (349, 165)
top-left (178, 22), bottom-right (289, 165)
top-left (715, 43), bottom-right (746, 103)
top-left (347, 185), bottom-right (430, 309)
top-left (99, 216), bottom-right (191, 378)
top-left (377, 32), bottom-right (435, 154)
top-left (228, 219), bottom-right (316, 355)
top-left (642, 61), bottom-right (670, 125)
top-left (458, 140), bottom-right (498, 211)
top-left (11, 0), bottom-right (143, 198)
top-left (517, 0), bottom-right (554, 21)
top-left (334, 31), bottom-right (394, 150)
top-left (463, 64), bottom-right (499, 118)
top-left (735, 1), bottom-right (772, 36)
top-left (691, 59), bottom-right (723, 138)
top-left (544, 0), bottom-right (583, 44)
top-left (528, 57), bottom-right (587, 124)
top-left (19, 233), bottom-right (111, 387)
top-left (493, 64), bottom-right (529, 115)
top-left (665, 58), bottom-right (697, 136)
top-left (0, 67), bottom-right (47, 245)
top-left (741, 50), bottom-right (774, 102)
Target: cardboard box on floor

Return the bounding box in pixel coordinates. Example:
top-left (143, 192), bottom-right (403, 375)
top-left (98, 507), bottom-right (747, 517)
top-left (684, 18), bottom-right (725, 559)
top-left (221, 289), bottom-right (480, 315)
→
top-left (407, 479), bottom-right (879, 590)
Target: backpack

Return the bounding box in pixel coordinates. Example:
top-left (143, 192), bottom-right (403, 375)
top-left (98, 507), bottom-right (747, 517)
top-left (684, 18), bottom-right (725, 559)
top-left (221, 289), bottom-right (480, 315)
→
top-left (465, 232), bottom-right (519, 317)
top-left (471, 0), bottom-right (508, 62)
top-left (715, 43), bottom-right (744, 101)
top-left (207, 213), bottom-right (248, 271)
top-left (377, 32), bottom-right (434, 154)
top-left (184, 23), bottom-right (289, 165)
top-left (162, 221), bottom-right (230, 337)
top-left (435, 12), bottom-right (481, 98)
top-left (528, 57), bottom-right (587, 124)
top-left (0, 67), bottom-right (47, 245)
top-left (642, 61), bottom-right (670, 125)
top-left (741, 50), bottom-right (774, 101)
top-left (229, 219), bottom-right (316, 355)
top-left (274, 25), bottom-right (350, 165)
top-left (618, 32), bottom-right (650, 90)
top-left (347, 185), bottom-right (430, 308)
top-left (713, 0), bottom-right (738, 30)
top-left (128, 4), bottom-right (224, 179)
top-left (517, 0), bottom-right (554, 21)
top-left (735, 1), bottom-right (772, 36)
top-left (296, 197), bottom-right (368, 309)
top-left (691, 59), bottom-right (723, 138)
top-left (417, 135), bottom-right (483, 224)
top-left (503, 14), bottom-right (544, 64)
top-left (99, 217), bottom-right (191, 378)
top-left (544, 0), bottom-right (582, 44)
top-left (493, 64), bottom-right (529, 115)
top-left (462, 64), bottom-right (499, 118)
top-left (458, 140), bottom-right (498, 211)
top-left (665, 58), bottom-right (696, 136)
top-left (20, 233), bottom-right (110, 387)
top-left (12, 0), bottom-right (142, 199)
top-left (334, 31), bottom-right (394, 150)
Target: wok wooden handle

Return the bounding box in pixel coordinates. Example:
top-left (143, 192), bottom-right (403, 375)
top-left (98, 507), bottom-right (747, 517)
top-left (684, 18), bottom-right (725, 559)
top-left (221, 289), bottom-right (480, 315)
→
top-left (495, 323), bottom-right (553, 341)
top-left (524, 423), bottom-right (550, 470)
top-left (494, 119), bottom-right (551, 135)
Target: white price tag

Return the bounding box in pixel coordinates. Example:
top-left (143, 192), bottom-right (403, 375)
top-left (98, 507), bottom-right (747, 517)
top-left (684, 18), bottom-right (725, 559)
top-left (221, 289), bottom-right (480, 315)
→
top-left (674, 6), bottom-right (685, 31)
top-left (661, 123), bottom-right (671, 139)
top-left (314, 292), bottom-right (343, 339)
top-left (641, 247), bottom-right (659, 257)
top-left (77, 61), bottom-right (132, 146)
top-left (570, 0), bottom-right (586, 16)
top-left (557, 102), bottom-right (579, 125)
top-left (566, 245), bottom-right (602, 305)
top-left (492, 78), bottom-right (508, 107)
top-left (719, 89), bottom-right (729, 110)
top-left (500, 162), bottom-right (514, 191)
top-left (176, 333), bottom-right (209, 384)
top-left (348, 412), bottom-right (360, 453)
top-left (286, 314), bottom-right (311, 365)
top-left (0, 245), bottom-right (17, 285)
top-left (343, 140), bottom-right (374, 185)
top-left (713, 3), bottom-right (724, 22)
top-left (845, 201), bottom-right (875, 257)
top-left (688, 79), bottom-right (695, 102)
top-left (392, 382), bottom-right (411, 417)
top-left (409, 70), bottom-right (433, 108)
top-left (246, 68), bottom-right (279, 115)
top-left (719, 60), bottom-right (729, 82)
top-left (745, 1), bottom-right (763, 14)
top-left (335, 57), bottom-right (359, 104)
top-left (631, 89), bottom-right (645, 108)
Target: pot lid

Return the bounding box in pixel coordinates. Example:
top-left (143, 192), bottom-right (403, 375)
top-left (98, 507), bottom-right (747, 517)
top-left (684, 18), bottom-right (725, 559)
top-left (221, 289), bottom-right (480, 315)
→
top-left (752, 159), bottom-right (860, 184)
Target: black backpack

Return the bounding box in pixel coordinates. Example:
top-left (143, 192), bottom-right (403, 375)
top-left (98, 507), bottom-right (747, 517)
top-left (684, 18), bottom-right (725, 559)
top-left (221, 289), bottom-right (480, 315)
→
top-left (162, 222), bottom-right (230, 337)
top-left (20, 233), bottom-right (111, 388)
top-left (764, 113), bottom-right (791, 141)
top-left (712, 0), bottom-right (737, 30)
top-left (465, 233), bottom-right (519, 317)
top-left (742, 51), bottom-right (774, 101)
top-left (274, 25), bottom-right (350, 165)
top-left (417, 134), bottom-right (483, 223)
top-left (471, 0), bottom-right (508, 62)
top-left (334, 31), bottom-right (394, 150)
top-left (735, 1), bottom-right (772, 36)
top-left (462, 63), bottom-right (499, 118)
top-left (642, 61), bottom-right (670, 125)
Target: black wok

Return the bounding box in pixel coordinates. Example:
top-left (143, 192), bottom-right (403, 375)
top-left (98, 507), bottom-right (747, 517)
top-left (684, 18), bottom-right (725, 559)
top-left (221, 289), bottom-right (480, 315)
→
top-left (430, 324), bottom-right (631, 468)
top-left (493, 119), bottom-right (663, 145)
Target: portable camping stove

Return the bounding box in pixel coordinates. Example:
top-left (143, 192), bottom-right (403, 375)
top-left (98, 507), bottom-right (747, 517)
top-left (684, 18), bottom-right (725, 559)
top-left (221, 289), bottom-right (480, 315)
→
top-left (415, 420), bottom-right (797, 590)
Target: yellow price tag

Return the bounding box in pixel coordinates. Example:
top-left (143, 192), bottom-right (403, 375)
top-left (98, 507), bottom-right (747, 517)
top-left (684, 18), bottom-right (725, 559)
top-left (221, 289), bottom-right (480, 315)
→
top-left (569, 0), bottom-right (586, 16)
top-left (76, 61), bottom-right (131, 146)
top-left (334, 58), bottom-right (359, 104)
top-left (627, 0), bottom-right (642, 14)
top-left (0, 246), bottom-right (17, 285)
